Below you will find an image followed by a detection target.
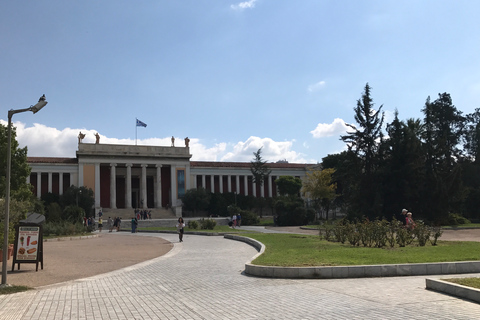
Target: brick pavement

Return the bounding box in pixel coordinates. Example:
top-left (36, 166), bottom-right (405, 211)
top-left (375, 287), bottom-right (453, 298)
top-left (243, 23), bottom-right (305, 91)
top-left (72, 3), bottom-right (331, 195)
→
top-left (1, 232), bottom-right (480, 319)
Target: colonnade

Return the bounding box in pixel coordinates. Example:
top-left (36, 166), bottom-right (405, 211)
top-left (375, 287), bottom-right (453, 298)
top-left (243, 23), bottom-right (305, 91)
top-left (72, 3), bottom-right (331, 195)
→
top-left (191, 173), bottom-right (279, 198)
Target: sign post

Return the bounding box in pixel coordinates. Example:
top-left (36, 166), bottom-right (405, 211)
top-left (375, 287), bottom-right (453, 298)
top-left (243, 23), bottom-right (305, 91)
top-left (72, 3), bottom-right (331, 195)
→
top-left (11, 224), bottom-right (44, 272)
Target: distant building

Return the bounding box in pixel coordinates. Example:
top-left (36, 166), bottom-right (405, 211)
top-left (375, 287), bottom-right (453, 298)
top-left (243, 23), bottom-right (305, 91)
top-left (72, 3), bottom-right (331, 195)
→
top-left (27, 143), bottom-right (313, 213)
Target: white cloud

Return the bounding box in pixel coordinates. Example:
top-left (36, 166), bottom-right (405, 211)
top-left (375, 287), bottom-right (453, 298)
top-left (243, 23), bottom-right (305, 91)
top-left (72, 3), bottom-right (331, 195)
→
top-left (231, 0), bottom-right (257, 10)
top-left (310, 118), bottom-right (348, 138)
top-left (307, 80), bottom-right (326, 92)
top-left (220, 136), bottom-right (313, 163)
top-left (1, 121), bottom-right (314, 163)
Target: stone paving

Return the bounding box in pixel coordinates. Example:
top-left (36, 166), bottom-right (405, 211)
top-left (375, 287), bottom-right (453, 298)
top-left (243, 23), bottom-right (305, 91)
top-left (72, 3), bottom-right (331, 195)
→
top-left (2, 232), bottom-right (480, 319)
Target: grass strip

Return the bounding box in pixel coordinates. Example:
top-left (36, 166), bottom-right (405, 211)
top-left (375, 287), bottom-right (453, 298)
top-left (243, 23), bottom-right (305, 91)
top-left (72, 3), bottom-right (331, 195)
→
top-left (444, 278), bottom-right (480, 289)
top-left (136, 226), bottom-right (251, 233)
top-left (243, 233), bottom-right (480, 267)
top-left (0, 285), bottom-right (32, 295)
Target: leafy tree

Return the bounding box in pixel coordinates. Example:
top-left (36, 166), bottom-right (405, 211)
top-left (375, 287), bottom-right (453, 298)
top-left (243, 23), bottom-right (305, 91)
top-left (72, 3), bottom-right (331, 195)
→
top-left (421, 93), bottom-right (465, 222)
top-left (341, 83), bottom-right (385, 175)
top-left (340, 83), bottom-right (385, 219)
top-left (0, 123), bottom-right (33, 201)
top-left (250, 148), bottom-right (272, 188)
top-left (275, 176), bottom-right (302, 196)
top-left (60, 186), bottom-right (95, 218)
top-left (182, 187), bottom-right (211, 215)
top-left (301, 168), bottom-right (337, 219)
top-left (379, 112), bottom-right (426, 219)
top-left (464, 108), bottom-right (480, 163)
top-left (274, 196), bottom-right (309, 226)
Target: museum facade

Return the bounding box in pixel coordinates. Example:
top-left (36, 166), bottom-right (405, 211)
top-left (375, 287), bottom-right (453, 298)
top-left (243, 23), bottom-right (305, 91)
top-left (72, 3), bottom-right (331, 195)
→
top-left (27, 143), bottom-right (313, 213)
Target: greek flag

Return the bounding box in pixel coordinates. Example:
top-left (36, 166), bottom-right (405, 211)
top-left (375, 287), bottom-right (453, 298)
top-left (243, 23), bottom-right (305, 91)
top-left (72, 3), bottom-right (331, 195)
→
top-left (136, 119), bottom-right (147, 127)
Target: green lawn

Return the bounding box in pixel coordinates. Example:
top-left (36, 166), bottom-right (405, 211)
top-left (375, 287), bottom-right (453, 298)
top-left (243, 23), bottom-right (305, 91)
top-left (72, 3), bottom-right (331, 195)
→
top-left (243, 233), bottom-right (480, 267)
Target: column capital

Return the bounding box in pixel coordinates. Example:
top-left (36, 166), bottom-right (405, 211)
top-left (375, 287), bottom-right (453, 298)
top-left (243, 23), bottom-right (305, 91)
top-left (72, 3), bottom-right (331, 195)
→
top-left (156, 164), bottom-right (163, 168)
top-left (110, 163), bottom-right (117, 167)
top-left (141, 164), bottom-right (148, 168)
top-left (125, 163), bottom-right (133, 167)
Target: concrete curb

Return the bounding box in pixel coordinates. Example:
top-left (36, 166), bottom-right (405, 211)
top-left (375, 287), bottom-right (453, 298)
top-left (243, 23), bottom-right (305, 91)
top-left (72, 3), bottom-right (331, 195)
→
top-left (225, 234), bottom-right (480, 279)
top-left (426, 278), bottom-right (480, 303)
top-left (44, 234), bottom-right (99, 242)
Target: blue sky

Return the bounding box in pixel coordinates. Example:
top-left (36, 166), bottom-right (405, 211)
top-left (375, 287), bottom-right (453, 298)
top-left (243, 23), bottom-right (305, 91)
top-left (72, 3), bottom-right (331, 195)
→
top-left (1, 1), bottom-right (480, 163)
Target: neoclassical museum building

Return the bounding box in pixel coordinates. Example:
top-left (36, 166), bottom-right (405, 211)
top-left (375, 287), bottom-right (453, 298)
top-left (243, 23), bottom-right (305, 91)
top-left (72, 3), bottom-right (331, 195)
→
top-left (27, 142), bottom-right (313, 214)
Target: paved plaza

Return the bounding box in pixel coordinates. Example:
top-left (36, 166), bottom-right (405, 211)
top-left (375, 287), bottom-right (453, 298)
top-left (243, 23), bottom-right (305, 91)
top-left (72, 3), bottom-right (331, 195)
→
top-left (2, 232), bottom-right (480, 319)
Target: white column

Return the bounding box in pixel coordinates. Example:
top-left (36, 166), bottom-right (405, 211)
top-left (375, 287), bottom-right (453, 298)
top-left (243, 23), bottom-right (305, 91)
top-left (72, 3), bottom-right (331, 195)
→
top-left (253, 181), bottom-right (257, 197)
top-left (170, 165), bottom-right (177, 206)
top-left (47, 172), bottom-right (53, 193)
top-left (219, 175), bottom-right (223, 194)
top-left (236, 175), bottom-right (240, 194)
top-left (141, 164), bottom-right (148, 209)
top-left (268, 175), bottom-right (273, 198)
top-left (126, 163), bottom-right (132, 209)
top-left (202, 175), bottom-right (206, 189)
top-left (210, 175), bottom-right (214, 193)
top-left (26, 174), bottom-right (30, 185)
top-left (95, 163), bottom-right (101, 209)
top-left (110, 163), bottom-right (117, 209)
top-left (244, 175), bottom-right (248, 196)
top-left (192, 174), bottom-right (197, 189)
top-left (227, 175), bottom-right (232, 193)
top-left (37, 172), bottom-right (42, 198)
top-left (78, 163), bottom-right (84, 186)
top-left (59, 173), bottom-right (64, 196)
top-left (155, 164), bottom-right (162, 208)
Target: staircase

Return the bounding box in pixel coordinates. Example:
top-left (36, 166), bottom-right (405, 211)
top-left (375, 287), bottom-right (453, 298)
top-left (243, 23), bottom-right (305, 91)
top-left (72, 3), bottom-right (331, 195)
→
top-left (100, 208), bottom-right (176, 220)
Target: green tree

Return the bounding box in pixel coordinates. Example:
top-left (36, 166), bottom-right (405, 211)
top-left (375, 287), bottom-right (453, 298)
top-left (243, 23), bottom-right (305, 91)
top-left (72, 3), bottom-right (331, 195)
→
top-left (341, 83), bottom-right (385, 176)
top-left (60, 186), bottom-right (95, 218)
top-left (250, 148), bottom-right (272, 188)
top-left (301, 168), bottom-right (337, 219)
top-left (0, 123), bottom-right (33, 201)
top-left (379, 112), bottom-right (426, 219)
top-left (182, 187), bottom-right (211, 215)
top-left (275, 176), bottom-right (302, 196)
top-left (464, 108), bottom-right (480, 164)
top-left (421, 93), bottom-right (465, 222)
top-left (340, 83), bottom-right (385, 219)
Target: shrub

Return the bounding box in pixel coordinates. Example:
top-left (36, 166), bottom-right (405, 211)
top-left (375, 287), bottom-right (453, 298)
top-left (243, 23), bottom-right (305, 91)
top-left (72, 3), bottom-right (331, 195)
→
top-left (188, 220), bottom-right (199, 229)
top-left (46, 202), bottom-right (62, 222)
top-left (43, 221), bottom-right (86, 236)
top-left (413, 221), bottom-right (431, 246)
top-left (199, 218), bottom-right (217, 230)
top-left (445, 213), bottom-right (471, 225)
top-left (240, 210), bottom-right (260, 225)
top-left (63, 205), bottom-right (85, 223)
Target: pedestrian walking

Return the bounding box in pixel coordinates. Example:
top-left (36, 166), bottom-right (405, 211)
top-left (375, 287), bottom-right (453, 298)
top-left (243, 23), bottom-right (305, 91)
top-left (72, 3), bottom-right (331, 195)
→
top-left (176, 217), bottom-right (185, 242)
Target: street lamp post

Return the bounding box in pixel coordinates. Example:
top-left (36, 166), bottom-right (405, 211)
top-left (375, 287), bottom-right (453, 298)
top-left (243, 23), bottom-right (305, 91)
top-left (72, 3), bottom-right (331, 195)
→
top-left (2, 95), bottom-right (47, 286)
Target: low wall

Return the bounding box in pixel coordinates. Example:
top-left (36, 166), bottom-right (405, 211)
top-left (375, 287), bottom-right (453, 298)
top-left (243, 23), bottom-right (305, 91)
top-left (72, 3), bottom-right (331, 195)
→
top-left (116, 217), bottom-right (230, 229)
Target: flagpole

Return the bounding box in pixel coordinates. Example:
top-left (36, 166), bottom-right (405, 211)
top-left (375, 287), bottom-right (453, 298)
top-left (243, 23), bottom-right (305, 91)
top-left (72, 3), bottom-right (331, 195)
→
top-left (135, 118), bottom-right (137, 145)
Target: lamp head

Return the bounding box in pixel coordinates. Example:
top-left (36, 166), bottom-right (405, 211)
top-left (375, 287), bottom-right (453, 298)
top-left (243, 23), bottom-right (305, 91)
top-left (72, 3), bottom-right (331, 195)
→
top-left (31, 100), bottom-right (47, 114)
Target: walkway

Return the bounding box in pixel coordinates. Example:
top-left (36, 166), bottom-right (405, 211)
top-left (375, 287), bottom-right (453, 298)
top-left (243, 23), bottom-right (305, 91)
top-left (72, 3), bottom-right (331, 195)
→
top-left (2, 231), bottom-right (480, 319)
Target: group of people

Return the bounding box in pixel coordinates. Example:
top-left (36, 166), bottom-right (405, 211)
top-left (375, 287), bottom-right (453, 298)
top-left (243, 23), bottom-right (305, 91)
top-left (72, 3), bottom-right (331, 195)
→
top-left (83, 216), bottom-right (96, 229)
top-left (106, 216), bottom-right (122, 232)
top-left (229, 213), bottom-right (242, 228)
top-left (135, 209), bottom-right (152, 220)
top-left (400, 209), bottom-right (416, 230)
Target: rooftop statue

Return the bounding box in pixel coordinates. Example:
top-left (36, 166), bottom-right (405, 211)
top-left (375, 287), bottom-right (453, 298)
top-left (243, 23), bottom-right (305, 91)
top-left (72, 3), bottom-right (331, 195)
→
top-left (78, 131), bottom-right (86, 144)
